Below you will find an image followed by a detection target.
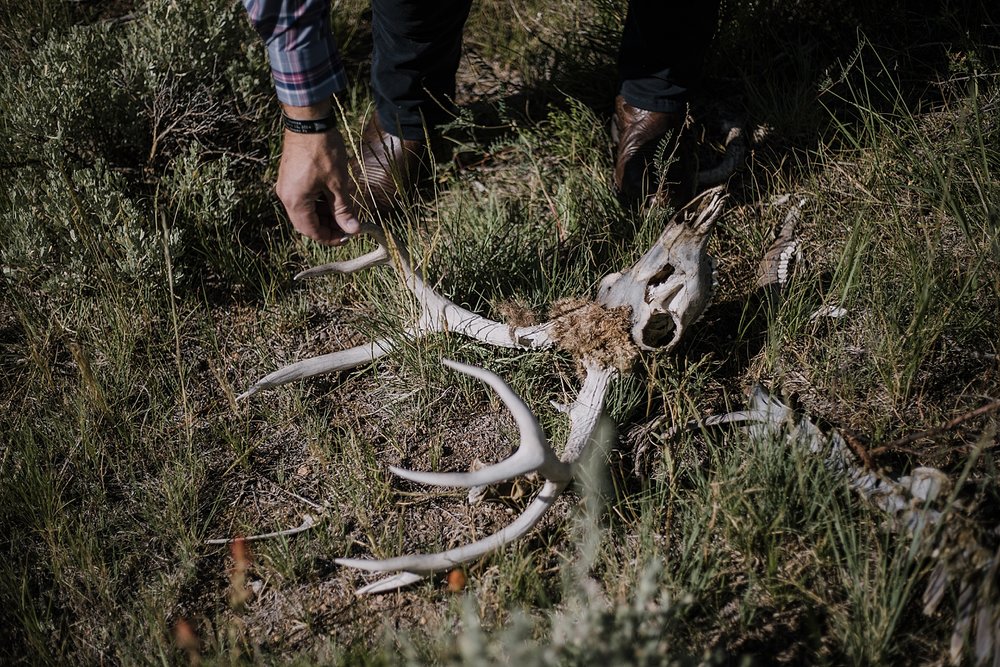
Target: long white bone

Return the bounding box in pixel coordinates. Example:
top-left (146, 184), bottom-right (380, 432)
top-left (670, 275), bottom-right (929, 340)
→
top-left (205, 514), bottom-right (317, 545)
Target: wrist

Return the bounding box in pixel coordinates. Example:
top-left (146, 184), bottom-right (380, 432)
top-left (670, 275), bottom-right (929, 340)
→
top-left (281, 100), bottom-right (336, 134)
top-left (280, 100), bottom-right (332, 121)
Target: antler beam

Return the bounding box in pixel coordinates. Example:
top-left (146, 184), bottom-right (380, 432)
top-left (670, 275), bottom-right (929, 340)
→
top-left (239, 222), bottom-right (556, 400)
top-left (336, 362), bottom-right (616, 593)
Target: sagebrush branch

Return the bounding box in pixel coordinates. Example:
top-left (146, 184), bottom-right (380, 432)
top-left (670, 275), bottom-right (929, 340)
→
top-left (870, 398), bottom-right (1000, 456)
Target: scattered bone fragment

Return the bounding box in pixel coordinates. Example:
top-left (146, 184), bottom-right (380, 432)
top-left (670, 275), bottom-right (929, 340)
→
top-left (466, 458), bottom-right (488, 505)
top-left (809, 305), bottom-right (848, 321)
top-left (662, 387), bottom-right (998, 665)
top-left (206, 514), bottom-right (317, 545)
top-left (757, 196), bottom-right (805, 289)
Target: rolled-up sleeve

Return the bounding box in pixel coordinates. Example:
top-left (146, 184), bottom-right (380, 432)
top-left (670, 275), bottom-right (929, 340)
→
top-left (242, 0), bottom-right (348, 107)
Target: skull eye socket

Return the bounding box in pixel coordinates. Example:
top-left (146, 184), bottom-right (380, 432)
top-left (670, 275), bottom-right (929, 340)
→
top-left (649, 265), bottom-right (675, 287)
top-left (644, 265), bottom-right (675, 303)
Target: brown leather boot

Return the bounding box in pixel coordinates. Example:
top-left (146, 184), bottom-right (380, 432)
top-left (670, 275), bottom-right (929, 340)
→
top-left (612, 95), bottom-right (689, 207)
top-left (352, 116), bottom-right (427, 215)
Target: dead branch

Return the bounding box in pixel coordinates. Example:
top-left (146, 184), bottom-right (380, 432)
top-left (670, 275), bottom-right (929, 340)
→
top-left (870, 398), bottom-right (1000, 457)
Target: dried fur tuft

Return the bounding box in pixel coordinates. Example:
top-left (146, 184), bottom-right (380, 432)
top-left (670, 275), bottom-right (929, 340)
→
top-left (548, 297), bottom-right (639, 374)
top-left (494, 297), bottom-right (542, 328)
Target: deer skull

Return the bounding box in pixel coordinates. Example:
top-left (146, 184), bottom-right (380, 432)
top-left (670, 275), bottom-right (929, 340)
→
top-left (597, 187), bottom-right (724, 351)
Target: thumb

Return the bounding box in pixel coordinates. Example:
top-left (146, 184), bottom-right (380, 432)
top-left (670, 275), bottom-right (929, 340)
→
top-left (325, 184), bottom-right (361, 237)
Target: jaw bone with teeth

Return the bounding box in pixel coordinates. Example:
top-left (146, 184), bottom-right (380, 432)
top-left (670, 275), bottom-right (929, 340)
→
top-left (237, 186), bottom-right (726, 594)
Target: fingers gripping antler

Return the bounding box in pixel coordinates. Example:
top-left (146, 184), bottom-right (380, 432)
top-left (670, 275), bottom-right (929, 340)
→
top-left (239, 223), bottom-right (555, 399)
top-left (336, 361), bottom-right (616, 594)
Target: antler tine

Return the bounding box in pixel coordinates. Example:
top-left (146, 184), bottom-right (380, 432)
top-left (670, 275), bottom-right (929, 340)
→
top-left (293, 223), bottom-right (390, 281)
top-left (335, 479), bottom-right (569, 591)
top-left (294, 246), bottom-right (390, 280)
top-left (355, 572), bottom-right (426, 596)
top-left (348, 224), bottom-right (557, 349)
top-left (237, 338), bottom-right (395, 401)
top-left (390, 359), bottom-right (571, 488)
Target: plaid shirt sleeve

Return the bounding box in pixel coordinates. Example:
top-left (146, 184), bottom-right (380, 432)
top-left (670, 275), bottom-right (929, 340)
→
top-left (242, 0), bottom-right (348, 107)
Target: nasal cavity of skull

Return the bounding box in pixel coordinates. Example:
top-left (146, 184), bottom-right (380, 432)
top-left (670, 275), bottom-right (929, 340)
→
top-left (643, 314), bottom-right (674, 347)
top-left (645, 265), bottom-right (675, 301)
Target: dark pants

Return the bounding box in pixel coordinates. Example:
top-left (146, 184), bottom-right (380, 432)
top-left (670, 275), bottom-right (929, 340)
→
top-left (371, 0), bottom-right (721, 141)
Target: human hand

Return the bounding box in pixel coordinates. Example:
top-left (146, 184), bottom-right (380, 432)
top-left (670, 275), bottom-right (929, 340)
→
top-left (276, 106), bottom-right (360, 246)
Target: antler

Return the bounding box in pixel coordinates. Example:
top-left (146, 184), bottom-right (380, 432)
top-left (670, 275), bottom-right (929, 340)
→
top-left (239, 187), bottom-right (725, 593)
top-left (336, 360), bottom-right (616, 594)
top-left (237, 221), bottom-right (619, 593)
top-left (239, 223), bottom-right (556, 399)
top-left (389, 359), bottom-right (572, 487)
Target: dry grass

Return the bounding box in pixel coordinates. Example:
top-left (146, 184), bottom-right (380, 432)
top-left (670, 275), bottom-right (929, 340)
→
top-left (1, 0), bottom-right (998, 665)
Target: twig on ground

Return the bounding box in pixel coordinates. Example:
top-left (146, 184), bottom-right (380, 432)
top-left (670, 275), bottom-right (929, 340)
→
top-left (268, 481), bottom-right (325, 511)
top-left (870, 398), bottom-right (1000, 457)
top-left (843, 428), bottom-right (875, 469)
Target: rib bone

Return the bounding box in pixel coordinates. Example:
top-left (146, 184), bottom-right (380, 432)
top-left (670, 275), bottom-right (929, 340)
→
top-left (680, 387), bottom-right (999, 664)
